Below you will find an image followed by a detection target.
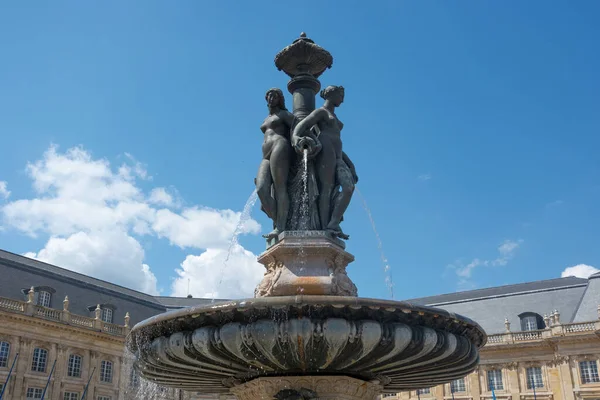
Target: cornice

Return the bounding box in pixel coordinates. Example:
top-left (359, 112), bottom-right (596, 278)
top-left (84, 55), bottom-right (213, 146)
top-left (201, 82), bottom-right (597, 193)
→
top-left (0, 310), bottom-right (125, 345)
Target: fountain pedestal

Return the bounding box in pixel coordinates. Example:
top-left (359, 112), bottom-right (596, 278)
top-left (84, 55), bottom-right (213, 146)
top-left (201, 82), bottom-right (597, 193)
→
top-left (256, 231), bottom-right (357, 297)
top-left (231, 376), bottom-right (382, 400)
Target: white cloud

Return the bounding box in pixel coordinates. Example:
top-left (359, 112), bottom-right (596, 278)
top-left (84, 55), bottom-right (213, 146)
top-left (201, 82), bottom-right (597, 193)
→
top-left (0, 181), bottom-right (10, 200)
top-left (153, 207), bottom-right (260, 250)
top-left (171, 244), bottom-right (263, 298)
top-left (418, 173), bottom-right (432, 181)
top-left (148, 187), bottom-right (175, 207)
top-left (25, 230), bottom-right (159, 295)
top-left (451, 239), bottom-right (522, 279)
top-left (561, 264), bottom-right (599, 279)
top-left (1, 145), bottom-right (261, 296)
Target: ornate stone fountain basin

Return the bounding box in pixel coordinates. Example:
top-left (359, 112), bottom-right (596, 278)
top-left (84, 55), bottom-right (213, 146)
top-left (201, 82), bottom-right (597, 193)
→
top-left (127, 295), bottom-right (486, 395)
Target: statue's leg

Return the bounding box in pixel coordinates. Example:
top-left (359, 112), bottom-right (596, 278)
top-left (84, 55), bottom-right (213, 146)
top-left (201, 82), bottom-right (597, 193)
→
top-left (316, 143), bottom-right (337, 231)
top-left (271, 141), bottom-right (291, 233)
top-left (327, 160), bottom-right (354, 238)
top-left (256, 159), bottom-right (275, 221)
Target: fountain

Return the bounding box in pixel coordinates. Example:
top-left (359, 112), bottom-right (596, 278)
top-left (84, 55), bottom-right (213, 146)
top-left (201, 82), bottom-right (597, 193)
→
top-left (126, 33), bottom-right (486, 400)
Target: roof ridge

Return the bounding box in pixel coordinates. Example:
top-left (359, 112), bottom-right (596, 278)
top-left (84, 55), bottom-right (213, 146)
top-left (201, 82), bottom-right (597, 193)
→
top-left (406, 276), bottom-right (587, 303)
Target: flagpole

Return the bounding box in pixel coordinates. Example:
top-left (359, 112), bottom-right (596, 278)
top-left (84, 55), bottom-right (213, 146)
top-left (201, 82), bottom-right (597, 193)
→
top-left (532, 378), bottom-right (537, 400)
top-left (40, 359), bottom-right (57, 400)
top-left (0, 353), bottom-right (19, 400)
top-left (81, 367), bottom-right (96, 400)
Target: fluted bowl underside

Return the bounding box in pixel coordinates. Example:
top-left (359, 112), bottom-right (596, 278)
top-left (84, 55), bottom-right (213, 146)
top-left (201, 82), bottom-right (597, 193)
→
top-left (127, 296), bottom-right (486, 394)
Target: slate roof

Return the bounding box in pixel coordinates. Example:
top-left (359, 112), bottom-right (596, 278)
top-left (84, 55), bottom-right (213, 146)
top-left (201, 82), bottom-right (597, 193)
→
top-left (405, 276), bottom-right (588, 306)
top-left (155, 296), bottom-right (228, 309)
top-left (0, 249), bottom-right (163, 307)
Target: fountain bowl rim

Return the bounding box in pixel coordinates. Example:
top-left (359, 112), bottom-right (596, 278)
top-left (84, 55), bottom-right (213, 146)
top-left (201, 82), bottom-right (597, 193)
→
top-left (126, 295), bottom-right (487, 351)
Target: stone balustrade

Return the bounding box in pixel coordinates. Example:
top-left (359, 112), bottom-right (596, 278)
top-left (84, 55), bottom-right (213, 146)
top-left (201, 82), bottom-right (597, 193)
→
top-left (0, 294), bottom-right (129, 337)
top-left (485, 321), bottom-right (600, 346)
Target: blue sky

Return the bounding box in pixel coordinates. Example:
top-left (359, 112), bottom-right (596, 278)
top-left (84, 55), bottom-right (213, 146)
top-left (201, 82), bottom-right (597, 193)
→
top-left (0, 1), bottom-right (599, 300)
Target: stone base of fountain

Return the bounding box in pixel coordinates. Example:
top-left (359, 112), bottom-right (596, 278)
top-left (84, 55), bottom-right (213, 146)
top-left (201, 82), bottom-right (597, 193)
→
top-left (230, 375), bottom-right (382, 400)
top-left (256, 231), bottom-right (357, 297)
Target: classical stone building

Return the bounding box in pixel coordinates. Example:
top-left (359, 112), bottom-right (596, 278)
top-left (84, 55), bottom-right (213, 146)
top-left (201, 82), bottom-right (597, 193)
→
top-left (382, 276), bottom-right (600, 400)
top-left (2, 248), bottom-right (600, 400)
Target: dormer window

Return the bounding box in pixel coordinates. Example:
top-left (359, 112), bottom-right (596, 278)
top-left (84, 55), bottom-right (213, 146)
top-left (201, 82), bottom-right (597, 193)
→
top-left (86, 304), bottom-right (116, 323)
top-left (37, 291), bottom-right (52, 307)
top-left (519, 312), bottom-right (544, 331)
top-left (101, 308), bottom-right (113, 324)
top-left (21, 287), bottom-right (56, 308)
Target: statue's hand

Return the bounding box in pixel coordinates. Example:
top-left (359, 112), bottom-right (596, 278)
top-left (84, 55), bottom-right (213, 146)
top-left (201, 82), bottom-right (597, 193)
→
top-left (295, 136), bottom-right (321, 157)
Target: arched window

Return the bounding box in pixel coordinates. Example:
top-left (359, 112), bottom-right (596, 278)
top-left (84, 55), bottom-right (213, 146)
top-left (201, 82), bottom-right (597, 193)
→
top-left (67, 354), bottom-right (82, 377)
top-left (0, 341), bottom-right (10, 368)
top-left (100, 360), bottom-right (113, 383)
top-left (31, 348), bottom-right (48, 372)
top-left (519, 312), bottom-right (544, 331)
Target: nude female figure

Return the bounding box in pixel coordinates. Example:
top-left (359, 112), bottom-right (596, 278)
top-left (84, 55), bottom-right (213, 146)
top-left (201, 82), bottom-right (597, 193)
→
top-left (256, 88), bottom-right (295, 239)
top-left (291, 85), bottom-right (358, 239)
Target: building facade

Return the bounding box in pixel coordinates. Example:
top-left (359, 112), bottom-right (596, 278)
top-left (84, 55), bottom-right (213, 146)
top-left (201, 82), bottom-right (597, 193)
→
top-left (2, 248), bottom-right (600, 400)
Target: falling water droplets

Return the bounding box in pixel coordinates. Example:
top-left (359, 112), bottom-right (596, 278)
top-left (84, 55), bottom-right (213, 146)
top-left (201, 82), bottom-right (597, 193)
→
top-left (297, 149), bottom-right (309, 281)
top-left (299, 149), bottom-right (310, 230)
top-left (356, 188), bottom-right (394, 299)
top-left (213, 189), bottom-right (258, 302)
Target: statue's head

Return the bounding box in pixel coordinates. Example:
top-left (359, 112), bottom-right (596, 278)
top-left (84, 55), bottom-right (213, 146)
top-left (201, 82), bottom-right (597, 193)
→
top-left (320, 85), bottom-right (345, 107)
top-left (265, 88), bottom-right (287, 111)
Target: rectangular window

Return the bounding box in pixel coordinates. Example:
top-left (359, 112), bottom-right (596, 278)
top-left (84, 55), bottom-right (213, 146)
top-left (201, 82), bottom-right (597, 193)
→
top-left (100, 360), bottom-right (113, 383)
top-left (64, 392), bottom-right (79, 400)
top-left (526, 367), bottom-right (544, 389)
top-left (580, 360), bottom-right (600, 384)
top-left (68, 354), bottom-right (82, 377)
top-left (521, 316), bottom-right (538, 331)
top-left (450, 378), bottom-right (466, 393)
top-left (31, 348), bottom-right (48, 372)
top-left (487, 369), bottom-right (504, 391)
top-left (101, 308), bottom-right (113, 323)
top-left (0, 341), bottom-right (10, 368)
top-left (26, 388), bottom-right (44, 399)
top-left (98, 396), bottom-right (111, 400)
top-left (130, 369), bottom-right (140, 387)
top-left (37, 291), bottom-right (51, 307)
top-left (417, 388), bottom-right (430, 395)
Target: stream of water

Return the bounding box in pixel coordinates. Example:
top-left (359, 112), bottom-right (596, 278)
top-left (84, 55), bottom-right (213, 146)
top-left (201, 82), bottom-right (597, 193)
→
top-left (356, 188), bottom-right (395, 299)
top-left (299, 148), bottom-right (309, 230)
top-left (212, 189), bottom-right (258, 302)
top-left (297, 149), bottom-right (309, 283)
